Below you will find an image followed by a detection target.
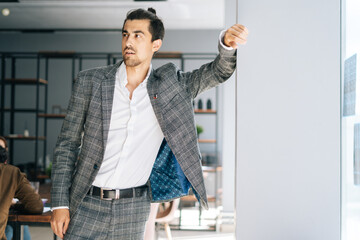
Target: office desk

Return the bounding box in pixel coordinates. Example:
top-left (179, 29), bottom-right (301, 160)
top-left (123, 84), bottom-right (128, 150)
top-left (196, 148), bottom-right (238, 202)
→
top-left (8, 211), bottom-right (57, 240)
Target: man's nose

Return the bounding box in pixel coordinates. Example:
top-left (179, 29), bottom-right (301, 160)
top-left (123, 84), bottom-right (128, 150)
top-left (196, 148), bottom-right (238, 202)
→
top-left (125, 36), bottom-right (134, 46)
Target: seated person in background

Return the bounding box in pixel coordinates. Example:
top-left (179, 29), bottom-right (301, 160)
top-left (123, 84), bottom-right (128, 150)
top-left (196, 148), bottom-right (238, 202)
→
top-left (0, 136), bottom-right (43, 240)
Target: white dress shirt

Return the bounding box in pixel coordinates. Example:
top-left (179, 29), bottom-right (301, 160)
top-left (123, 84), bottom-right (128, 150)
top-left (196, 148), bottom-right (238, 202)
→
top-left (92, 63), bottom-right (164, 189)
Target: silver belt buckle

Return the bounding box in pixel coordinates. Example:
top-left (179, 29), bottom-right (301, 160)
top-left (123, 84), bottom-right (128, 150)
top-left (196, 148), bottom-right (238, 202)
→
top-left (100, 187), bottom-right (114, 200)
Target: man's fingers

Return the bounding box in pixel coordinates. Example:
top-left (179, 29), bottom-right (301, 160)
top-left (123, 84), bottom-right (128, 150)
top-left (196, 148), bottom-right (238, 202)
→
top-left (51, 220), bottom-right (64, 239)
top-left (229, 42), bottom-right (238, 49)
top-left (225, 33), bottom-right (247, 47)
top-left (50, 216), bottom-right (58, 236)
top-left (57, 222), bottom-right (64, 239)
top-left (229, 39), bottom-right (247, 49)
top-left (228, 33), bottom-right (247, 44)
top-left (51, 209), bottom-right (70, 239)
top-left (224, 24), bottom-right (249, 47)
top-left (63, 217), bottom-right (70, 235)
top-left (232, 24), bottom-right (249, 35)
top-left (229, 24), bottom-right (249, 36)
top-left (228, 28), bottom-right (248, 38)
top-left (227, 27), bottom-right (248, 41)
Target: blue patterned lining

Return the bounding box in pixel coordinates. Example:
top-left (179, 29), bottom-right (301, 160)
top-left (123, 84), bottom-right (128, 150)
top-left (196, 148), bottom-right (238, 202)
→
top-left (149, 139), bottom-right (200, 202)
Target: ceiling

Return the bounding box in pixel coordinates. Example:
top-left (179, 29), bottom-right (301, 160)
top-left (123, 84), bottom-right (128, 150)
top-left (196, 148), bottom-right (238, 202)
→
top-left (0, 0), bottom-right (225, 31)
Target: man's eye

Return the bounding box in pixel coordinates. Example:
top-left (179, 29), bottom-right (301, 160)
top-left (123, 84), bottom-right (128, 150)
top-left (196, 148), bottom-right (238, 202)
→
top-left (135, 34), bottom-right (140, 38)
top-left (122, 33), bottom-right (128, 37)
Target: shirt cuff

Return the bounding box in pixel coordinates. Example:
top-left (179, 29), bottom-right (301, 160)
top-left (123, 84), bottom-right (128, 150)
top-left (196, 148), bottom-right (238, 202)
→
top-left (51, 206), bottom-right (69, 211)
top-left (219, 29), bottom-right (234, 51)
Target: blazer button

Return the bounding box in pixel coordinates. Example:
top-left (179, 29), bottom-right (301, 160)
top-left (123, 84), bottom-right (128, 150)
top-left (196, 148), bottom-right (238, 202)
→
top-left (94, 164), bottom-right (98, 170)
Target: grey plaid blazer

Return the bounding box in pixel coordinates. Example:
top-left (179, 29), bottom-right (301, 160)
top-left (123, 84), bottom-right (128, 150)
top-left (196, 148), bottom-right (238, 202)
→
top-left (51, 43), bottom-right (236, 216)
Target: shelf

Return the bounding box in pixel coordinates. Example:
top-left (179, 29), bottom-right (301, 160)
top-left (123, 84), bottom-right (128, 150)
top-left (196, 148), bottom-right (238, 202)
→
top-left (207, 196), bottom-right (216, 202)
top-left (202, 166), bottom-right (222, 173)
top-left (39, 51), bottom-right (76, 58)
top-left (38, 113), bottom-right (66, 119)
top-left (36, 174), bottom-right (50, 179)
top-left (181, 195), bottom-right (216, 202)
top-left (154, 52), bottom-right (182, 59)
top-left (4, 78), bottom-right (48, 85)
top-left (194, 109), bottom-right (216, 114)
top-left (198, 139), bottom-right (216, 143)
top-left (5, 136), bottom-right (46, 140)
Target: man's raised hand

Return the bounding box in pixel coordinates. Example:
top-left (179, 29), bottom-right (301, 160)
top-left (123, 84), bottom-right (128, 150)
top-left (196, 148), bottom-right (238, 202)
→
top-left (224, 24), bottom-right (249, 49)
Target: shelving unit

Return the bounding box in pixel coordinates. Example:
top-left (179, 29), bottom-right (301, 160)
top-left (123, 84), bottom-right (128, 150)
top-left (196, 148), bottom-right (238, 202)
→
top-left (177, 89), bottom-right (221, 230)
top-left (0, 54), bottom-right (47, 178)
top-left (0, 50), bottom-right (221, 229)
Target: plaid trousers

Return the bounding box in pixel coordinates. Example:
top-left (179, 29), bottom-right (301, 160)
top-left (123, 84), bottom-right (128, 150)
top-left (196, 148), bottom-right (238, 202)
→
top-left (64, 191), bottom-right (151, 240)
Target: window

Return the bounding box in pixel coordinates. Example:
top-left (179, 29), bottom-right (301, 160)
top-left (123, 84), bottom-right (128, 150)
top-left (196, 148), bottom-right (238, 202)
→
top-left (342, 1), bottom-right (360, 239)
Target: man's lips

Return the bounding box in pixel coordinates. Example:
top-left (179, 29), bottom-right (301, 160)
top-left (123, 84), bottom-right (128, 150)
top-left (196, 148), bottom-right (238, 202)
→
top-left (124, 48), bottom-right (135, 55)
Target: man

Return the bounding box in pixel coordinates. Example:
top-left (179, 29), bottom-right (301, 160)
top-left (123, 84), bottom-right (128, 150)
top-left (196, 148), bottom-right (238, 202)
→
top-left (51, 8), bottom-right (248, 239)
top-left (0, 136), bottom-right (44, 240)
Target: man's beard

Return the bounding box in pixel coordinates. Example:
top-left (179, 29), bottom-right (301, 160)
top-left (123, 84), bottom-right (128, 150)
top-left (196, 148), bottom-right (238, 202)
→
top-left (123, 46), bottom-right (141, 67)
top-left (123, 57), bottom-right (141, 67)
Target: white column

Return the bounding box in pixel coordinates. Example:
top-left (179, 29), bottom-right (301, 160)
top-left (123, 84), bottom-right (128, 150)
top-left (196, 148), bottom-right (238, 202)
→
top-left (235, 0), bottom-right (341, 239)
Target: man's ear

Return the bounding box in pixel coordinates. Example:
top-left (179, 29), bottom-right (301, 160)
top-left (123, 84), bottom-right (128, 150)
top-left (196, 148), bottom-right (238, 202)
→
top-left (152, 39), bottom-right (162, 52)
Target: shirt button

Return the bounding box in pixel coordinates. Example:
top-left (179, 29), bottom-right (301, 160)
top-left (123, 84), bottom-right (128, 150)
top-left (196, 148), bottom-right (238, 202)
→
top-left (94, 164), bottom-right (98, 170)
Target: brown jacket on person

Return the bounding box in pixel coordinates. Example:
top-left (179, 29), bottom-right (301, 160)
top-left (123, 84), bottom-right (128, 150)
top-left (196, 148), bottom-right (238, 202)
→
top-left (0, 163), bottom-right (43, 240)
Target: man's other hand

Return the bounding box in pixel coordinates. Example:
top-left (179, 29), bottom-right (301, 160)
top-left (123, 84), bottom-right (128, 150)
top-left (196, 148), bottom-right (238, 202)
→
top-left (224, 24), bottom-right (249, 49)
top-left (51, 208), bottom-right (70, 239)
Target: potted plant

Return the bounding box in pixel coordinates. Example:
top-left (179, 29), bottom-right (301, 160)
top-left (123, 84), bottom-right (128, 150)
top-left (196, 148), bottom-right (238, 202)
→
top-left (196, 125), bottom-right (204, 139)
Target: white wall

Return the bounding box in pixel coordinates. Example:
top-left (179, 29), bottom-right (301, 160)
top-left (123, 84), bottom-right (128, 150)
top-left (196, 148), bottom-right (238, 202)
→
top-left (235, 0), bottom-right (341, 239)
top-left (221, 0), bottom-right (236, 214)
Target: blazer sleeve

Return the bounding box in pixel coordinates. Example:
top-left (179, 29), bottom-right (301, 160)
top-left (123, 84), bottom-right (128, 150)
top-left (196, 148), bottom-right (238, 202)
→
top-left (14, 170), bottom-right (43, 214)
top-left (51, 72), bottom-right (89, 208)
top-left (179, 43), bottom-right (237, 99)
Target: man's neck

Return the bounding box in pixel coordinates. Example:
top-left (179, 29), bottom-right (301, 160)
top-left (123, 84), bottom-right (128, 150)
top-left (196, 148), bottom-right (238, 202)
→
top-left (125, 62), bottom-right (151, 99)
top-left (126, 62), bottom-right (151, 86)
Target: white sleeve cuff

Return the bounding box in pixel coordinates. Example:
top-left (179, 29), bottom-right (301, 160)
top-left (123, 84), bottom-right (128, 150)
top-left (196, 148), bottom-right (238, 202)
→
top-left (51, 206), bottom-right (69, 212)
top-left (219, 29), bottom-right (234, 50)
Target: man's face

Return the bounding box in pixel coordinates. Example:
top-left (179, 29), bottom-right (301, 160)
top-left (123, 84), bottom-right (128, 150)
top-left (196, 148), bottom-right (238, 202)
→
top-left (122, 19), bottom-right (161, 67)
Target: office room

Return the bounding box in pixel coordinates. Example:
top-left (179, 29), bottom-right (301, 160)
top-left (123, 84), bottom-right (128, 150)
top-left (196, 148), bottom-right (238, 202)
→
top-left (0, 0), bottom-right (359, 240)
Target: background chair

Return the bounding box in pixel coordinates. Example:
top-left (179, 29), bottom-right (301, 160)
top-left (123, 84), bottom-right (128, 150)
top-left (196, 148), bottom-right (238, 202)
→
top-left (155, 199), bottom-right (180, 240)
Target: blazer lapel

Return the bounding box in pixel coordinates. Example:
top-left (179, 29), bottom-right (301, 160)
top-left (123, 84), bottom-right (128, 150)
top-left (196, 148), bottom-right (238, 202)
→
top-left (147, 70), bottom-right (164, 126)
top-left (102, 61), bottom-right (122, 149)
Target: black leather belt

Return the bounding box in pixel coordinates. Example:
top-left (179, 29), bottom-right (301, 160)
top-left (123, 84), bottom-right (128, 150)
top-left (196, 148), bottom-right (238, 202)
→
top-left (88, 185), bottom-right (148, 200)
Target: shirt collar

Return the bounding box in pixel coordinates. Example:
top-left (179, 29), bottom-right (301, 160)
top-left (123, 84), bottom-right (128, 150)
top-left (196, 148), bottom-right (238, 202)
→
top-left (118, 62), bottom-right (152, 88)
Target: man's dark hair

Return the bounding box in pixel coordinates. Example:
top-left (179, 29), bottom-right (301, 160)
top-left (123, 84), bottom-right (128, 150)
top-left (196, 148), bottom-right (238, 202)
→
top-left (123, 8), bottom-right (165, 41)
